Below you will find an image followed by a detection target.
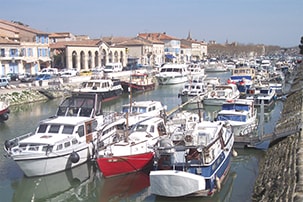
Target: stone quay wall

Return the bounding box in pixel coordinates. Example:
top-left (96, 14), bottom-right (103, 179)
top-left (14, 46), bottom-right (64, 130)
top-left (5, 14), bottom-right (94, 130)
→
top-left (252, 63), bottom-right (303, 202)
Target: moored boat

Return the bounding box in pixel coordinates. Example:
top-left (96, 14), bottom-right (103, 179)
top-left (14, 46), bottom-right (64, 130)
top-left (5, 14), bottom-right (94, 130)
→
top-left (178, 75), bottom-right (208, 105)
top-left (203, 84), bottom-right (240, 106)
top-left (121, 70), bottom-right (156, 93)
top-left (216, 99), bottom-right (258, 137)
top-left (4, 115), bottom-right (99, 177)
top-left (96, 117), bottom-right (168, 178)
top-left (150, 120), bottom-right (234, 197)
top-left (0, 99), bottom-right (10, 121)
top-left (73, 78), bottom-right (123, 102)
top-left (155, 63), bottom-right (188, 85)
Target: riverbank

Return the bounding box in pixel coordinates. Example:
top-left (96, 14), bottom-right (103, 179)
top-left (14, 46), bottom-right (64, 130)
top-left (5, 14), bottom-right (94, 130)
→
top-left (252, 63), bottom-right (303, 201)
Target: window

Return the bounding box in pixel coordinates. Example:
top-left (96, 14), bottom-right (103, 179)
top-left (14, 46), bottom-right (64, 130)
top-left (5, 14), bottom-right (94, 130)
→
top-left (49, 124), bottom-right (60, 133)
top-left (62, 125), bottom-right (74, 134)
top-left (37, 124), bottom-right (48, 133)
top-left (57, 144), bottom-right (63, 150)
top-left (78, 125), bottom-right (85, 137)
top-left (64, 141), bottom-right (71, 148)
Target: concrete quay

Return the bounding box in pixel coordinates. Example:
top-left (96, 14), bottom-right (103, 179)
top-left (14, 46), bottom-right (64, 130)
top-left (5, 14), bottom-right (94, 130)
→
top-left (252, 63), bottom-right (303, 202)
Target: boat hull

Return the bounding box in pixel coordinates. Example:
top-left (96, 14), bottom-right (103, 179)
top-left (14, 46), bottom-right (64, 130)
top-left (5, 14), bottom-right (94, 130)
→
top-left (121, 82), bottom-right (155, 93)
top-left (97, 152), bottom-right (154, 178)
top-left (156, 75), bottom-right (188, 85)
top-left (12, 147), bottom-right (91, 177)
top-left (150, 152), bottom-right (232, 197)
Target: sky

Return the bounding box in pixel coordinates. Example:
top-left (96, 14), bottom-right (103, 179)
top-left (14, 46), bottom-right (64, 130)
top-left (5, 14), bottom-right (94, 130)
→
top-left (1, 0), bottom-right (302, 48)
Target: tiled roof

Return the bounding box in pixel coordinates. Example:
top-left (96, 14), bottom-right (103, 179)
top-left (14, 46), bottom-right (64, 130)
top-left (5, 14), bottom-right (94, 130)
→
top-left (118, 37), bottom-right (152, 46)
top-left (138, 32), bottom-right (179, 40)
top-left (101, 36), bottom-right (131, 45)
top-left (49, 32), bottom-right (72, 38)
top-left (0, 37), bottom-right (19, 45)
top-left (0, 19), bottom-right (48, 35)
top-left (49, 39), bottom-right (102, 49)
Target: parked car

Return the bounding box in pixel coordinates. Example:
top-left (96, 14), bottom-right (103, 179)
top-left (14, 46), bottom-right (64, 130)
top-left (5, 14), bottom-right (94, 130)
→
top-left (38, 68), bottom-right (58, 75)
top-left (6, 73), bottom-right (19, 81)
top-left (35, 74), bottom-right (52, 81)
top-left (0, 77), bottom-right (9, 87)
top-left (20, 73), bottom-right (35, 83)
top-left (79, 70), bottom-right (92, 76)
top-left (59, 69), bottom-right (79, 77)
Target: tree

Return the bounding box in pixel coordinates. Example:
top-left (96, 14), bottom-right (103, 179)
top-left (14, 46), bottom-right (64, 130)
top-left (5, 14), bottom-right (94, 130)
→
top-left (299, 36), bottom-right (303, 55)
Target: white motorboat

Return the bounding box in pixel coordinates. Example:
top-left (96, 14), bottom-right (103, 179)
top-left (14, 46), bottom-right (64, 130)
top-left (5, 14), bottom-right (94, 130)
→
top-left (216, 99), bottom-right (258, 136)
top-left (203, 84), bottom-right (240, 106)
top-left (3, 92), bottom-right (124, 177)
top-left (4, 115), bottom-right (99, 177)
top-left (120, 100), bottom-right (167, 128)
top-left (155, 63), bottom-right (189, 85)
top-left (178, 75), bottom-right (208, 104)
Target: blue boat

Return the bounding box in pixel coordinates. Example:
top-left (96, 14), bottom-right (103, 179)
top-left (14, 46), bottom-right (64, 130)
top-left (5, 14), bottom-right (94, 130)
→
top-left (150, 120), bottom-right (235, 197)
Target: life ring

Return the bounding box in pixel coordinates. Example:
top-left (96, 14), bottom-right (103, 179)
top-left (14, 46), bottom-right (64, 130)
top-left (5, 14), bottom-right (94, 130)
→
top-left (184, 135), bottom-right (193, 143)
top-left (211, 91), bottom-right (216, 97)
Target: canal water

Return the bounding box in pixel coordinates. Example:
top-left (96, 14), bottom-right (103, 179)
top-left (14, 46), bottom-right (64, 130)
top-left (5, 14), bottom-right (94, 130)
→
top-left (0, 71), bottom-right (284, 202)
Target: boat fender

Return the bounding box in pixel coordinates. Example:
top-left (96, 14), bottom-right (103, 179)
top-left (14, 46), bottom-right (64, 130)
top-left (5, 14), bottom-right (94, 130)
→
top-left (0, 113), bottom-right (9, 121)
top-left (4, 140), bottom-right (12, 150)
top-left (70, 151), bottom-right (80, 163)
top-left (232, 149), bottom-right (238, 157)
top-left (215, 176), bottom-right (221, 191)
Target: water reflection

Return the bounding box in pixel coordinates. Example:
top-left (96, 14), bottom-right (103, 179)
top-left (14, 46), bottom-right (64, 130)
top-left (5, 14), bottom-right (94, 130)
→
top-left (98, 171), bottom-right (150, 202)
top-left (11, 162), bottom-right (98, 202)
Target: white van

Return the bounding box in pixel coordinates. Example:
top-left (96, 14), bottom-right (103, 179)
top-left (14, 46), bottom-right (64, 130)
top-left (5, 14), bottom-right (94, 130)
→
top-left (103, 63), bottom-right (123, 73)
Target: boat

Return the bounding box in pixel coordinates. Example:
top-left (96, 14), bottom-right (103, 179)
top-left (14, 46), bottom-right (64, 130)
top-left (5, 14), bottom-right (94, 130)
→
top-left (215, 99), bottom-right (258, 137)
top-left (150, 120), bottom-right (234, 197)
top-left (187, 63), bottom-right (205, 77)
top-left (204, 58), bottom-right (228, 73)
top-left (178, 75), bottom-right (208, 105)
top-left (96, 117), bottom-right (168, 178)
top-left (73, 78), bottom-right (123, 102)
top-left (120, 70), bottom-right (156, 93)
top-left (120, 100), bottom-right (167, 128)
top-left (246, 84), bottom-right (277, 108)
top-left (155, 63), bottom-right (189, 85)
top-left (0, 99), bottom-right (10, 121)
top-left (203, 84), bottom-right (240, 106)
top-left (3, 92), bottom-right (126, 177)
top-left (3, 115), bottom-right (99, 177)
top-left (227, 67), bottom-right (256, 95)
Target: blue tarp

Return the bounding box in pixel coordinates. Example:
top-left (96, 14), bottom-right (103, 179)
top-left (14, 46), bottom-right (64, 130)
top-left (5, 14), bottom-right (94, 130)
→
top-left (165, 54), bottom-right (175, 59)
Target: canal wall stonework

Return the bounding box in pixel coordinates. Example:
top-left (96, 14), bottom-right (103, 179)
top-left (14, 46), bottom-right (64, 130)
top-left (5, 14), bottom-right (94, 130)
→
top-left (252, 63), bottom-right (303, 202)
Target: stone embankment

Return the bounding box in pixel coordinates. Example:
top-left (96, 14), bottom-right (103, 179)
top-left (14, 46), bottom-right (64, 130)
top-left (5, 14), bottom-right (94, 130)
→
top-left (252, 63), bottom-right (303, 202)
top-left (0, 80), bottom-right (77, 106)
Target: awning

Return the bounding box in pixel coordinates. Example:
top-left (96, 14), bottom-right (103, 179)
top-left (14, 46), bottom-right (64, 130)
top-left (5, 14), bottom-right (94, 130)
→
top-left (165, 54), bottom-right (175, 59)
top-left (39, 57), bottom-right (51, 62)
top-left (22, 58), bottom-right (37, 63)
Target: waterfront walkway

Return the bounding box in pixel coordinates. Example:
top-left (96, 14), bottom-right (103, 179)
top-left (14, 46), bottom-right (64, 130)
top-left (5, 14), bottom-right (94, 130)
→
top-left (252, 63), bottom-right (303, 201)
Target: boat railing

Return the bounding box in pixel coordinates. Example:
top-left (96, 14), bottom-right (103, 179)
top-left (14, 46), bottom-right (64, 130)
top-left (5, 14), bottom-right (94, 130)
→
top-left (4, 132), bottom-right (34, 151)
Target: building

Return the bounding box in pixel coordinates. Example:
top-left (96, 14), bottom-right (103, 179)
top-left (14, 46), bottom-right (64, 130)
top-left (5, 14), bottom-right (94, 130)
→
top-left (0, 19), bottom-right (51, 76)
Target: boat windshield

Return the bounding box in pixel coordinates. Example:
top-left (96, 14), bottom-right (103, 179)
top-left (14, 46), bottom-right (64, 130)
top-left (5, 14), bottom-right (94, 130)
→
top-left (36, 124), bottom-right (75, 134)
top-left (134, 124), bottom-right (148, 132)
top-left (217, 114), bottom-right (247, 122)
